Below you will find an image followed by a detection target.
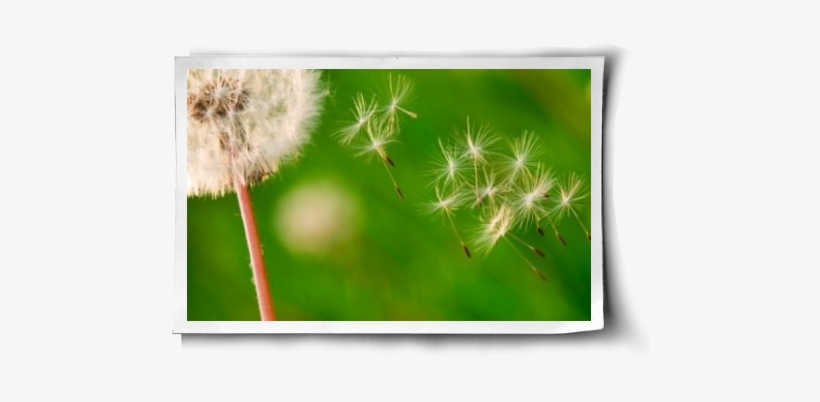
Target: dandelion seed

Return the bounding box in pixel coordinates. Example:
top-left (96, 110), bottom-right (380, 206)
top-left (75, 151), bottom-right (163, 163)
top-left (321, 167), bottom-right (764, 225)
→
top-left (460, 117), bottom-right (498, 166)
top-left (353, 114), bottom-right (405, 200)
top-left (354, 121), bottom-right (395, 162)
top-left (352, 112), bottom-right (396, 164)
top-left (511, 164), bottom-right (554, 230)
top-left (475, 204), bottom-right (549, 280)
top-left (502, 131), bottom-right (542, 182)
top-left (337, 74), bottom-right (417, 200)
top-left (475, 204), bottom-right (515, 253)
top-left (540, 201), bottom-right (568, 245)
top-left (427, 186), bottom-right (471, 257)
top-left (540, 206), bottom-right (568, 246)
top-left (458, 117), bottom-right (499, 203)
top-left (424, 118), bottom-right (581, 282)
top-left (502, 237), bottom-right (548, 281)
top-left (553, 172), bottom-right (590, 240)
top-left (475, 169), bottom-right (505, 208)
top-left (431, 138), bottom-right (467, 188)
top-left (462, 244), bottom-right (472, 258)
top-left (556, 231), bottom-right (567, 246)
top-left (508, 232), bottom-right (547, 258)
top-left (383, 74), bottom-right (417, 119)
top-left (428, 185), bottom-right (467, 217)
top-left (335, 92), bottom-right (377, 145)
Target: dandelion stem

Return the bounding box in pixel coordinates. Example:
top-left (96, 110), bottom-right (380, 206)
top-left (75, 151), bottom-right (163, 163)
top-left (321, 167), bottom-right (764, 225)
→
top-left (233, 178), bottom-right (276, 321)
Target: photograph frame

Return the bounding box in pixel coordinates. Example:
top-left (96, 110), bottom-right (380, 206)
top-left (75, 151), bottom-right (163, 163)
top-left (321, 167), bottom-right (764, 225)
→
top-left (174, 56), bottom-right (605, 334)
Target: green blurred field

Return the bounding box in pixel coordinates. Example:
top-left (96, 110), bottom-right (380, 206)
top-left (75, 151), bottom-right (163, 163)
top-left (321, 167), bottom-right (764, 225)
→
top-left (187, 69), bottom-right (591, 321)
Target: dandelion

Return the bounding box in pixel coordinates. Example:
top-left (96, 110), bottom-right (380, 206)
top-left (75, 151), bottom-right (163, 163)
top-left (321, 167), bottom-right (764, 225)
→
top-left (187, 69), bottom-right (324, 197)
top-left (427, 185), bottom-right (472, 257)
top-left (187, 69), bottom-right (325, 320)
top-left (553, 172), bottom-right (591, 240)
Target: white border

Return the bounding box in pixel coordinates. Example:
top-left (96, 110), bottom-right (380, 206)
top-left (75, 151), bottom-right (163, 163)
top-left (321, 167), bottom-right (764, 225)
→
top-left (174, 57), bottom-right (604, 334)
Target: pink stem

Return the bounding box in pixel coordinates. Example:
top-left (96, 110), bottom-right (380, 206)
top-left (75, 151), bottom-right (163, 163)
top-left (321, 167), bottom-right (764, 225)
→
top-left (234, 180), bottom-right (276, 321)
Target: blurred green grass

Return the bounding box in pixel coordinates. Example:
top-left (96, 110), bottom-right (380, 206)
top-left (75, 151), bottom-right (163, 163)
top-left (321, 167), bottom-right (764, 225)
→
top-left (187, 69), bottom-right (591, 321)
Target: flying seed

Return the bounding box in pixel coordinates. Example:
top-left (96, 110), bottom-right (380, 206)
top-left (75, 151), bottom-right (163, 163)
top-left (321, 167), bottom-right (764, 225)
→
top-left (385, 155), bottom-right (395, 167)
top-left (395, 186), bottom-right (403, 199)
top-left (536, 226), bottom-right (545, 236)
top-left (531, 247), bottom-right (546, 257)
top-left (462, 243), bottom-right (472, 258)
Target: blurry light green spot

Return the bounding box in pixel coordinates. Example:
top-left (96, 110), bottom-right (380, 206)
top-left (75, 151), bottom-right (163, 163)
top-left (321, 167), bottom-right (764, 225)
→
top-left (274, 179), bottom-right (361, 258)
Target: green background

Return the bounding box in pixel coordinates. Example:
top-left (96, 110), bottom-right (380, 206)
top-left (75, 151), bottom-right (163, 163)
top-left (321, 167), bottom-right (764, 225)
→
top-left (187, 69), bottom-right (592, 321)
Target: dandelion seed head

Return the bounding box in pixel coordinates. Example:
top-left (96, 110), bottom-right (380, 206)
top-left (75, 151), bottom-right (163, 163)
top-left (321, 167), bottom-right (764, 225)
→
top-left (187, 75), bottom-right (249, 122)
top-left (187, 69), bottom-right (325, 197)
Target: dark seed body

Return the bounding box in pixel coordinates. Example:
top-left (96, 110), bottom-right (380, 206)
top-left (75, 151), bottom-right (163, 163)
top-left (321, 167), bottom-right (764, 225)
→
top-left (462, 244), bottom-right (472, 258)
top-left (395, 186), bottom-right (403, 199)
top-left (556, 232), bottom-right (567, 246)
top-left (534, 269), bottom-right (548, 281)
top-left (532, 247), bottom-right (546, 257)
top-left (536, 226), bottom-right (545, 236)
